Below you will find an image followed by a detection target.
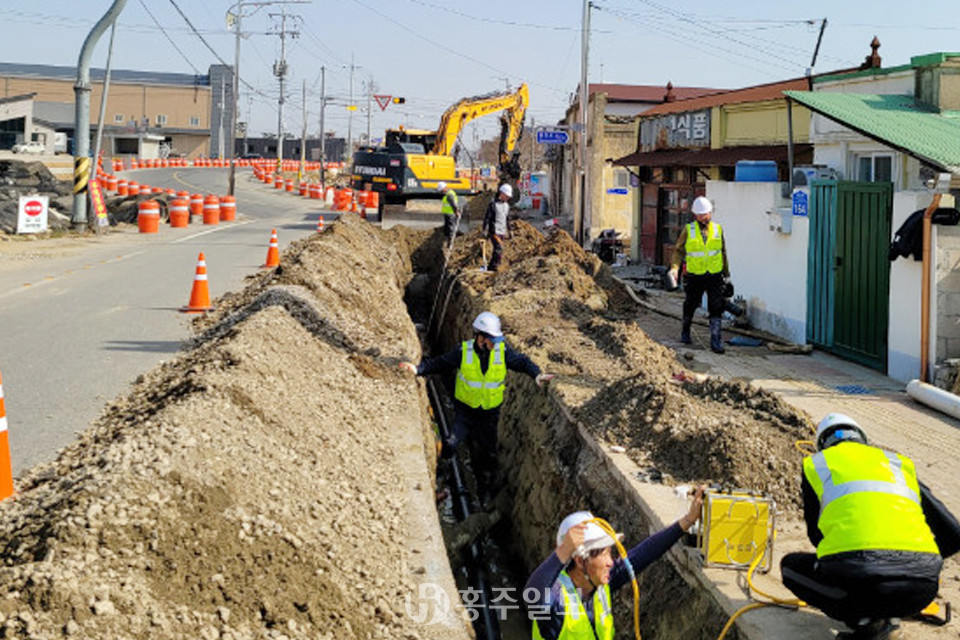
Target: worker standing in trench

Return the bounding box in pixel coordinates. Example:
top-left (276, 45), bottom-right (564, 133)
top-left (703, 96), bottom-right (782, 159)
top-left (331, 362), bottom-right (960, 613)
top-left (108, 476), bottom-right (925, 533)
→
top-left (438, 181), bottom-right (462, 250)
top-left (781, 413), bottom-right (960, 640)
top-left (483, 184), bottom-right (513, 272)
top-left (399, 311), bottom-right (553, 501)
top-left (524, 487), bottom-right (705, 640)
top-left (668, 196), bottom-right (730, 354)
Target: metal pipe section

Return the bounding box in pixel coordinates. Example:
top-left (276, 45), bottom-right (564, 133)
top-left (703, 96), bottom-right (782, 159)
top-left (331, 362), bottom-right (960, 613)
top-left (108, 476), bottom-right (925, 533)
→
top-left (921, 194), bottom-right (943, 382)
top-left (426, 378), bottom-right (499, 640)
top-left (73, 0), bottom-right (128, 228)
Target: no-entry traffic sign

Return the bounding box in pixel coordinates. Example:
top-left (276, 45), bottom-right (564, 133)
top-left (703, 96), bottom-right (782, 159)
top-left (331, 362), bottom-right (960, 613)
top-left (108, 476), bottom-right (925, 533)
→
top-left (17, 195), bottom-right (48, 234)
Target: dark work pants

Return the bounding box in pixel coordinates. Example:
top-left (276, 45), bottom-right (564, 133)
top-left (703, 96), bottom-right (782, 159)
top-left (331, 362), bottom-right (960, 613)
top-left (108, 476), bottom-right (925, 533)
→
top-left (683, 272), bottom-right (725, 321)
top-left (447, 407), bottom-right (500, 499)
top-left (781, 552), bottom-right (940, 627)
top-left (443, 213), bottom-right (458, 246)
top-left (487, 234), bottom-right (504, 272)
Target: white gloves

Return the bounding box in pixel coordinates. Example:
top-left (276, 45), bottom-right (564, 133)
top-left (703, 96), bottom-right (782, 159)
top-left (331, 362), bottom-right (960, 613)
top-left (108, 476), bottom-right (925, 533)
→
top-left (535, 373), bottom-right (555, 388)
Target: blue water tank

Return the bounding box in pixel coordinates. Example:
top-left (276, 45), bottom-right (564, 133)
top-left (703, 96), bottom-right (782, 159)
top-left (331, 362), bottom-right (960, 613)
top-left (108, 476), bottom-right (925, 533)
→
top-left (734, 160), bottom-right (778, 182)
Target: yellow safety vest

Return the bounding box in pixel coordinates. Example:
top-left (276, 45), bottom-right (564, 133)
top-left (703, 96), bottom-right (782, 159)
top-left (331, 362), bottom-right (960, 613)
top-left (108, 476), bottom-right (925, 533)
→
top-left (803, 442), bottom-right (939, 558)
top-left (532, 571), bottom-right (614, 640)
top-left (684, 221), bottom-right (723, 275)
top-left (441, 189), bottom-right (459, 216)
top-left (454, 341), bottom-right (506, 410)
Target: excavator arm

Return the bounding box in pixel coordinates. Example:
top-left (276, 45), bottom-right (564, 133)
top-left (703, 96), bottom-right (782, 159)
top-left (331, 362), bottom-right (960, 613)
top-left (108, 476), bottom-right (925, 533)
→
top-left (431, 83), bottom-right (529, 170)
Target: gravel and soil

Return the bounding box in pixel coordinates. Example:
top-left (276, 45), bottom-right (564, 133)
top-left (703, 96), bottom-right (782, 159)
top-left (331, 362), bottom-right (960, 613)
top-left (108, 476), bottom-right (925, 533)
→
top-left (0, 215), bottom-right (467, 639)
top-left (445, 219), bottom-right (814, 514)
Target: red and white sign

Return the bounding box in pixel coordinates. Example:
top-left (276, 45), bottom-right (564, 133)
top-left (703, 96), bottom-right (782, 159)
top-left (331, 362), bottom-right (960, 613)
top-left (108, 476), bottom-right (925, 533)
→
top-left (373, 94), bottom-right (393, 111)
top-left (17, 195), bottom-right (48, 234)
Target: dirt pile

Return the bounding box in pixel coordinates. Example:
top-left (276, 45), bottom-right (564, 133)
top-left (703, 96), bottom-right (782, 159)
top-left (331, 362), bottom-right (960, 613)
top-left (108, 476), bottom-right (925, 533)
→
top-left (445, 221), bottom-right (813, 513)
top-left (0, 160), bottom-right (72, 233)
top-left (0, 215), bottom-right (465, 639)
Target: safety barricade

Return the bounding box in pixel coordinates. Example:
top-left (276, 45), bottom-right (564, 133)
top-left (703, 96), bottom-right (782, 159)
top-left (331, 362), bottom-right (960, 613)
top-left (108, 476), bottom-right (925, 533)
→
top-left (137, 200), bottom-right (160, 233)
top-left (169, 199), bottom-right (190, 228)
top-left (202, 195), bottom-right (220, 225)
top-left (219, 195), bottom-right (236, 221)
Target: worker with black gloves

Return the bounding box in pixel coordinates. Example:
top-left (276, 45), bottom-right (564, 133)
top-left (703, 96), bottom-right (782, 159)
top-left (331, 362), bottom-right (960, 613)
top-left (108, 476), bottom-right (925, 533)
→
top-left (668, 195), bottom-right (730, 353)
top-left (781, 413), bottom-right (960, 640)
top-left (399, 311), bottom-right (552, 498)
top-left (524, 487), bottom-right (704, 640)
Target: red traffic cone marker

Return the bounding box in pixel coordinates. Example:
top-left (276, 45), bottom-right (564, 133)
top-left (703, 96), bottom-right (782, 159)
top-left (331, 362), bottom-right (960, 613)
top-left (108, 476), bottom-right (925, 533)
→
top-left (317, 216), bottom-right (325, 233)
top-left (262, 228), bottom-right (280, 268)
top-left (181, 252), bottom-right (213, 313)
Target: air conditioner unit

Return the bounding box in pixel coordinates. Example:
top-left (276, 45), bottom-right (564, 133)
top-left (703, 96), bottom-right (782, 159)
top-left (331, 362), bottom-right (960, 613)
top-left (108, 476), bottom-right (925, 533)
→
top-left (793, 166), bottom-right (838, 187)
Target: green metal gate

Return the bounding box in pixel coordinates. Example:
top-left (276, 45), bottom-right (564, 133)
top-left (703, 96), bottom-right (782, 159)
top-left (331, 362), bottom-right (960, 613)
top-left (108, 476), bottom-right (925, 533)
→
top-left (807, 180), bottom-right (893, 371)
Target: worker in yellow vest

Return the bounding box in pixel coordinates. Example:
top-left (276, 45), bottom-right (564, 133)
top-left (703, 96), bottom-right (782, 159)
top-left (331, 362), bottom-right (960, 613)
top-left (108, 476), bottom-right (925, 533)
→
top-left (781, 413), bottom-right (955, 640)
top-left (668, 196), bottom-right (730, 353)
top-left (437, 181), bottom-right (461, 249)
top-left (399, 311), bottom-right (552, 497)
top-left (524, 488), bottom-right (704, 640)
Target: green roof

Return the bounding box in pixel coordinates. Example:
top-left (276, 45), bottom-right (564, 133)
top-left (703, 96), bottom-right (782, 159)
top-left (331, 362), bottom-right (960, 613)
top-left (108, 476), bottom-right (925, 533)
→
top-left (784, 91), bottom-right (960, 174)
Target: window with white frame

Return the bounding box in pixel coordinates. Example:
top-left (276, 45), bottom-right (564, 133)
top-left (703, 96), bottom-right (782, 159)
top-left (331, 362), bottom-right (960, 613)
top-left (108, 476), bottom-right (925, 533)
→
top-left (613, 168), bottom-right (630, 189)
top-left (189, 116), bottom-right (200, 127)
top-left (156, 114), bottom-right (168, 126)
top-left (113, 114), bottom-right (124, 123)
top-left (856, 153), bottom-right (894, 183)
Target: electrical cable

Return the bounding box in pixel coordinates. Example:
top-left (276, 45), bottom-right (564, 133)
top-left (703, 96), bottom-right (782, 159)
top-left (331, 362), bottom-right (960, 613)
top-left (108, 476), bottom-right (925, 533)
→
top-left (136, 0), bottom-right (202, 74)
top-left (164, 0), bottom-right (272, 100)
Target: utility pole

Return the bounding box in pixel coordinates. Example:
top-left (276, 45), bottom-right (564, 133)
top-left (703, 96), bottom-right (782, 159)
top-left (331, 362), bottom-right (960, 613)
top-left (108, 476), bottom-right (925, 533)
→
top-left (366, 76), bottom-right (373, 147)
top-left (807, 18), bottom-right (828, 77)
top-left (578, 0), bottom-right (592, 245)
top-left (318, 65), bottom-right (326, 189)
top-left (529, 116), bottom-right (535, 174)
top-left (347, 53), bottom-right (355, 162)
top-left (218, 75), bottom-right (226, 159)
top-left (91, 22), bottom-right (117, 198)
top-left (271, 9), bottom-right (300, 173)
top-left (73, 0), bottom-right (128, 228)
top-left (227, 0), bottom-right (311, 195)
top-left (299, 78), bottom-right (306, 181)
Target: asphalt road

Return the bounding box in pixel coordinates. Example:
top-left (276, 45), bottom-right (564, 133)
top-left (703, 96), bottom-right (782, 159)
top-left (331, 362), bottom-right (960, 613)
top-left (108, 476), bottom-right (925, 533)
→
top-left (0, 167), bottom-right (338, 475)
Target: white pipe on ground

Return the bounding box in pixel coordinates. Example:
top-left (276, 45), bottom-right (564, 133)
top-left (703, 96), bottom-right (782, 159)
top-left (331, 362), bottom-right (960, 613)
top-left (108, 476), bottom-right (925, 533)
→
top-left (906, 379), bottom-right (960, 421)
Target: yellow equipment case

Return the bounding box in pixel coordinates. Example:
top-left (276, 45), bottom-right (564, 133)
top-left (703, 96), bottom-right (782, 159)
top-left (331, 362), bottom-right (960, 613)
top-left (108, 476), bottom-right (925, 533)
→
top-left (697, 488), bottom-right (775, 572)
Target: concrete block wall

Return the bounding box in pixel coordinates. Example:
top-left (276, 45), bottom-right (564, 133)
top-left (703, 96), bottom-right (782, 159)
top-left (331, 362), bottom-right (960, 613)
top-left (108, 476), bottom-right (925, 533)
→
top-left (936, 225), bottom-right (960, 362)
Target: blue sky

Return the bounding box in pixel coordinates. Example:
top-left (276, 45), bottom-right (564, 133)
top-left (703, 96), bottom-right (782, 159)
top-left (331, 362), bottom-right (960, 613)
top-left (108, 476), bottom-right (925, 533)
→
top-left (5, 0), bottom-right (960, 147)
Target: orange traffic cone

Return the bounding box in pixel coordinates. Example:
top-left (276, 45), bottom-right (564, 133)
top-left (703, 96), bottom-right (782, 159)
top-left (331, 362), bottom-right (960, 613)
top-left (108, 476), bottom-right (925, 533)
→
top-left (181, 252), bottom-right (213, 313)
top-left (0, 367), bottom-right (14, 501)
top-left (262, 228), bottom-right (280, 268)
top-left (317, 216), bottom-right (325, 233)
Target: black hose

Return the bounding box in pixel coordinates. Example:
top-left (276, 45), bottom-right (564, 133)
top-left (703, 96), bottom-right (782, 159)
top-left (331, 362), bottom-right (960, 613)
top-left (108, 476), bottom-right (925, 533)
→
top-left (426, 378), bottom-right (500, 640)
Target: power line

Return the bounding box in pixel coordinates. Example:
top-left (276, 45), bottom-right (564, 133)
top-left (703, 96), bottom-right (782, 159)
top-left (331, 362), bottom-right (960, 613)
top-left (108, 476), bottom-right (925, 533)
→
top-left (137, 0), bottom-right (202, 74)
top-left (400, 0), bottom-right (598, 32)
top-left (165, 0), bottom-right (272, 99)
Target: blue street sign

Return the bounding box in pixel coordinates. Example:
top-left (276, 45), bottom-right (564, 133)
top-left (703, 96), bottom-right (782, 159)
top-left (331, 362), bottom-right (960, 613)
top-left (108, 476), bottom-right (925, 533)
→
top-left (792, 189), bottom-right (808, 217)
top-left (536, 129), bottom-right (569, 145)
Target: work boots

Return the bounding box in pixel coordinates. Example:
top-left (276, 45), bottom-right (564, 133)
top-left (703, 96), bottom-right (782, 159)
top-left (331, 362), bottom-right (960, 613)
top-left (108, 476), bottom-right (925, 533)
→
top-left (680, 318), bottom-right (692, 345)
top-left (710, 318), bottom-right (725, 354)
top-left (837, 619), bottom-right (899, 640)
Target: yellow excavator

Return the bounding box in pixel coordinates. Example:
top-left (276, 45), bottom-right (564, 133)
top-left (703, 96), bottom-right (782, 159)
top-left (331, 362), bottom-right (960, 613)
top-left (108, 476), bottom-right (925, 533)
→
top-left (350, 83), bottom-right (529, 212)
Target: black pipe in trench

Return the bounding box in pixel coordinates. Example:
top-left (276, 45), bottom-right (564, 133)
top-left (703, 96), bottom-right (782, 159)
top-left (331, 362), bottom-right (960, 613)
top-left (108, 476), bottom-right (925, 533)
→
top-left (426, 377), bottom-right (500, 640)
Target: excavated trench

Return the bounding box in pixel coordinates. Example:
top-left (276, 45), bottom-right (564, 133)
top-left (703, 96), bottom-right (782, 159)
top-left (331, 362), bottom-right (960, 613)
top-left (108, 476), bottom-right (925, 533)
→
top-left (0, 213), bottom-right (827, 639)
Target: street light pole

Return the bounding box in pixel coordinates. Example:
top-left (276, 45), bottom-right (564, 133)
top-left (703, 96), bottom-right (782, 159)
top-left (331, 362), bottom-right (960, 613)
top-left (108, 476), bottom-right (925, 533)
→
top-left (73, 0), bottom-right (128, 228)
top-left (227, 1), bottom-right (243, 196)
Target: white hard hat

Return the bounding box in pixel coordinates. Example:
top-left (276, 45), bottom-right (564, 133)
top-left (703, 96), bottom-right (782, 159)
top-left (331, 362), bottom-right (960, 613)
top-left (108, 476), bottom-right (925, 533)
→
top-left (556, 511), bottom-right (620, 559)
top-left (436, 181), bottom-right (447, 192)
top-left (815, 413), bottom-right (868, 450)
top-left (498, 183), bottom-right (513, 198)
top-left (691, 196), bottom-right (713, 215)
top-left (472, 311), bottom-right (502, 338)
